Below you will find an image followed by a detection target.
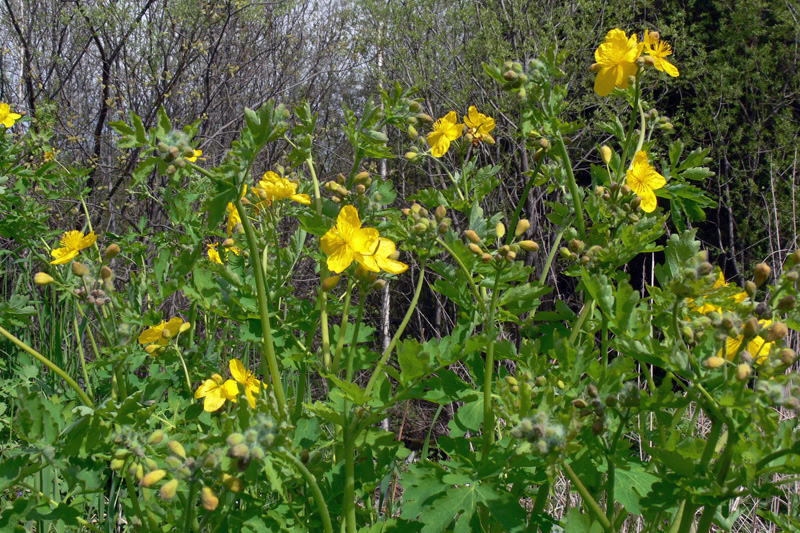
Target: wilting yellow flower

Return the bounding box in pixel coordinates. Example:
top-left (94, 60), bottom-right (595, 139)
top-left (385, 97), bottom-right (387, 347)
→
top-left (626, 151), bottom-right (666, 212)
top-left (194, 373), bottom-right (238, 412)
top-left (253, 171), bottom-right (311, 208)
top-left (463, 106), bottom-right (495, 145)
top-left (593, 29), bottom-right (643, 96)
top-left (426, 111), bottom-right (462, 157)
top-left (50, 230), bottom-right (97, 265)
top-left (643, 30), bottom-right (679, 77)
top-left (186, 149), bottom-right (203, 163)
top-left (321, 206), bottom-right (379, 273)
top-left (357, 237), bottom-right (409, 275)
top-left (690, 272), bottom-right (747, 314)
top-left (720, 320), bottom-right (773, 364)
top-left (0, 103), bottom-right (22, 128)
top-left (207, 243), bottom-right (223, 264)
top-left (138, 317), bottom-right (184, 346)
top-left (230, 359), bottom-right (261, 408)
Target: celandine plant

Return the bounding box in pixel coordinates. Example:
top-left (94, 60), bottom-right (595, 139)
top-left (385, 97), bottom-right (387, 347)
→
top-left (1, 28), bottom-right (800, 532)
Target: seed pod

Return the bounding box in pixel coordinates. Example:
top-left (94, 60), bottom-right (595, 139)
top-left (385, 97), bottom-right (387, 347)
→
top-left (34, 272), bottom-right (55, 286)
top-left (141, 469), bottom-right (166, 488)
top-left (201, 486), bottom-right (219, 511)
top-left (160, 478), bottom-right (179, 500)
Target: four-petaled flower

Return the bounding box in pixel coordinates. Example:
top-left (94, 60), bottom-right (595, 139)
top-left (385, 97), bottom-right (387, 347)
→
top-left (643, 30), bottom-right (679, 77)
top-left (626, 151), bottom-right (666, 213)
top-left (593, 29), bottom-right (643, 96)
top-left (426, 111), bottom-right (462, 158)
top-left (321, 205), bottom-right (408, 274)
top-left (689, 272), bottom-right (747, 314)
top-left (50, 230), bottom-right (97, 265)
top-left (720, 320), bottom-right (773, 364)
top-left (225, 185), bottom-right (247, 237)
top-left (463, 106), bottom-right (495, 145)
top-left (230, 359), bottom-right (261, 409)
top-left (253, 171), bottom-right (311, 209)
top-left (138, 317), bottom-right (184, 346)
top-left (0, 103), bottom-right (22, 128)
top-left (186, 149), bottom-right (203, 163)
top-left (207, 243), bottom-right (223, 264)
top-left (194, 373), bottom-right (238, 412)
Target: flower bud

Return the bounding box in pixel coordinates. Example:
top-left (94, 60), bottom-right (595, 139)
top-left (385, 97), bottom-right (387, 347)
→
top-left (495, 222), bottom-right (506, 239)
top-left (505, 251), bottom-right (517, 262)
top-left (99, 266), bottom-right (113, 281)
top-left (165, 456), bottom-right (183, 469)
top-left (744, 281), bottom-right (757, 297)
top-left (404, 151), bottom-right (418, 161)
top-left (230, 443), bottom-right (249, 459)
top-left (468, 243), bottom-right (482, 255)
top-left (434, 205), bottom-right (447, 222)
top-left (627, 75), bottom-right (636, 86)
top-left (222, 474), bottom-right (243, 492)
top-left (600, 145), bottom-right (613, 165)
top-left (160, 478), bottom-right (179, 500)
top-left (354, 171), bottom-right (369, 183)
top-left (409, 101), bottom-right (422, 113)
top-left (765, 322), bottom-right (788, 342)
top-left (753, 263), bottom-right (771, 286)
top-left (568, 239), bottom-right (585, 254)
top-left (743, 317), bottom-right (759, 338)
top-left (589, 63), bottom-right (602, 73)
top-left (515, 219), bottom-right (530, 237)
top-left (321, 275), bottom-right (341, 292)
top-left (704, 356), bottom-right (726, 369)
top-left (503, 70), bottom-right (518, 81)
top-left (481, 253), bottom-right (493, 263)
top-left (110, 458), bottom-right (126, 471)
top-left (465, 230), bottom-right (481, 244)
top-left (779, 348), bottom-right (796, 366)
top-left (201, 486), bottom-right (219, 511)
top-left (167, 440), bottom-right (186, 459)
top-left (71, 262), bottom-right (89, 277)
top-left (141, 469), bottom-right (166, 488)
top-left (777, 295), bottom-right (797, 313)
top-left (571, 399), bottom-right (588, 409)
top-left (696, 262), bottom-right (714, 276)
top-left (148, 430), bottom-right (165, 445)
top-left (34, 272), bottom-right (55, 286)
top-left (417, 113), bottom-right (433, 124)
top-left (407, 125), bottom-right (418, 140)
top-left (144, 344), bottom-right (159, 355)
top-left (519, 240), bottom-right (539, 253)
top-left (736, 364), bottom-right (752, 381)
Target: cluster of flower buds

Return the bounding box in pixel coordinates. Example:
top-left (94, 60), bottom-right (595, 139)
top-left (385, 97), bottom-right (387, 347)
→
top-left (510, 411), bottom-right (566, 454)
top-left (463, 218), bottom-right (538, 266)
top-left (155, 130), bottom-right (200, 175)
top-left (398, 204), bottom-right (452, 259)
top-left (593, 181), bottom-right (648, 224)
top-left (226, 414), bottom-right (278, 467)
top-left (571, 383), bottom-right (616, 436)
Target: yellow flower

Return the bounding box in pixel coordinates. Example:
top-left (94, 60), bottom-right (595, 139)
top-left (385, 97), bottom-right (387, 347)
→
top-left (50, 230), bottom-right (97, 265)
top-left (194, 373), bottom-right (238, 412)
top-left (321, 206), bottom-right (379, 273)
top-left (253, 171), bottom-right (311, 208)
top-left (186, 149), bottom-right (203, 163)
top-left (463, 106), bottom-right (495, 145)
top-left (0, 103), bottom-right (22, 128)
top-left (690, 272), bottom-right (747, 314)
top-left (626, 151), bottom-right (666, 213)
top-left (230, 359), bottom-right (261, 409)
top-left (225, 185), bottom-right (247, 236)
top-left (593, 29), bottom-right (643, 96)
top-left (643, 30), bottom-right (679, 77)
top-left (207, 243), bottom-right (223, 264)
top-left (357, 237), bottom-right (409, 275)
top-left (719, 320), bottom-right (773, 364)
top-left (426, 111), bottom-right (462, 157)
top-left (138, 317), bottom-right (184, 346)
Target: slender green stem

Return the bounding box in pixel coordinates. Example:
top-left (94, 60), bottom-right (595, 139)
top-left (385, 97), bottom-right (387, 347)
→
top-left (332, 278), bottom-right (355, 375)
top-left (617, 76), bottom-right (642, 183)
top-left (234, 197), bottom-right (287, 417)
top-left (527, 480), bottom-right (550, 532)
top-left (183, 480), bottom-right (197, 532)
top-left (506, 158), bottom-right (545, 246)
top-left (17, 481), bottom-right (104, 533)
top-left (174, 347), bottom-right (193, 393)
top-left (364, 264), bottom-right (426, 396)
top-left (555, 134), bottom-right (585, 239)
top-left (72, 316), bottom-right (93, 398)
top-left (278, 450), bottom-right (334, 533)
top-left (569, 300), bottom-right (596, 346)
top-left (438, 238), bottom-right (487, 314)
top-left (0, 325), bottom-right (93, 408)
top-left (538, 229), bottom-right (564, 285)
top-left (606, 458), bottom-right (615, 523)
top-left (481, 264), bottom-right (504, 464)
top-left (123, 474), bottom-right (150, 531)
top-left (425, 155), bottom-right (465, 200)
top-left (343, 424), bottom-right (357, 533)
top-left (634, 98), bottom-right (647, 155)
top-left (345, 291), bottom-right (367, 383)
top-left (562, 460), bottom-right (612, 532)
top-left (676, 416), bottom-right (724, 533)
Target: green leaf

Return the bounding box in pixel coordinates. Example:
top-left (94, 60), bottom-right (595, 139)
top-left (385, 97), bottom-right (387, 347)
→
top-left (614, 466), bottom-right (658, 515)
top-left (562, 508), bottom-right (604, 533)
top-left (397, 339), bottom-right (427, 386)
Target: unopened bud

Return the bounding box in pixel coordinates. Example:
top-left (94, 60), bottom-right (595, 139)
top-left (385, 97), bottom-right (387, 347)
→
top-left (505, 251), bottom-right (516, 262)
top-left (753, 263), bottom-right (771, 286)
top-left (503, 70), bottom-right (518, 81)
top-left (141, 469), bottom-right (166, 488)
top-left (743, 317), bottom-right (760, 338)
top-left (161, 328), bottom-right (172, 340)
top-left (417, 113), bottom-right (433, 124)
top-left (201, 486), bottom-right (219, 511)
top-left (779, 348), bottom-right (796, 365)
top-left (736, 364), bottom-right (752, 381)
top-left (110, 458), bottom-right (126, 471)
top-left (495, 222), bottom-right (506, 239)
top-left (167, 440), bottom-right (186, 459)
top-left (515, 219), bottom-right (530, 237)
top-left (321, 275), bottom-right (341, 292)
top-left (230, 443), bottom-right (249, 459)
top-left (571, 399), bottom-right (588, 409)
top-left (697, 262), bottom-right (714, 276)
top-left (148, 430), bottom-right (165, 445)
top-left (704, 356), bottom-right (726, 369)
top-left (34, 272), bottom-right (55, 286)
top-left (649, 31), bottom-right (660, 41)
top-left (435, 205), bottom-right (447, 221)
top-left (519, 240), bottom-right (539, 252)
top-left (407, 125), bottom-right (418, 140)
top-left (627, 75), bottom-right (636, 86)
top-left (468, 243), bottom-right (482, 255)
top-left (160, 478), bottom-right (179, 500)
top-left (71, 262), bottom-right (89, 277)
top-left (765, 322), bottom-right (788, 342)
top-left (777, 295), bottom-right (797, 313)
top-left (600, 145), bottom-right (613, 165)
top-left (465, 230), bottom-right (481, 244)
top-left (354, 171), bottom-right (369, 183)
top-left (222, 474), bottom-right (243, 492)
top-left (589, 62), bottom-right (602, 73)
top-left (568, 239), bottom-right (585, 254)
top-left (99, 266), bottom-right (113, 281)
top-left (404, 152), bottom-right (418, 161)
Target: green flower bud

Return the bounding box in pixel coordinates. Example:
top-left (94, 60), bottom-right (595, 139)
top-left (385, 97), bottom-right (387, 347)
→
top-left (745, 281), bottom-right (757, 298)
top-left (148, 430), bottom-right (165, 446)
top-left (34, 272), bottom-right (55, 286)
top-left (110, 458), bottom-right (126, 471)
top-left (743, 317), bottom-right (760, 338)
top-left (754, 263), bottom-right (771, 287)
top-left (468, 243), bottom-right (482, 255)
top-left (141, 469), bottom-right (166, 488)
top-left (230, 443), bottom-right (249, 459)
top-left (600, 145), bottom-right (613, 165)
top-left (465, 230), bottom-right (481, 244)
top-left (201, 486), bottom-right (219, 511)
top-left (519, 240), bottom-right (539, 252)
top-left (160, 478), bottom-right (179, 500)
top-left (407, 125), bottom-right (418, 140)
top-left (481, 253), bottom-right (493, 264)
top-left (165, 456), bottom-right (183, 469)
top-left (515, 219), bottom-right (530, 237)
top-left (71, 262), bottom-right (89, 277)
top-left (765, 322), bottom-right (788, 342)
top-left (777, 295), bottom-right (797, 313)
top-left (167, 440), bottom-right (186, 459)
top-left (736, 364), bottom-right (752, 381)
